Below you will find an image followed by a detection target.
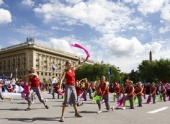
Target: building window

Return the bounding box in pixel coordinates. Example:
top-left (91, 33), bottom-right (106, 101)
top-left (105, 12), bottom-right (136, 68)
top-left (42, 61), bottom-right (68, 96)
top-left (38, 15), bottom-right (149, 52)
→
top-left (41, 72), bottom-right (43, 75)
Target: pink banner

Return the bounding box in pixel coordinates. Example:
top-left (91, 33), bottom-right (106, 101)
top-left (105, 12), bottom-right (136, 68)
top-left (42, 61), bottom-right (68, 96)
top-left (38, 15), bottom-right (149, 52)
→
top-left (70, 43), bottom-right (90, 57)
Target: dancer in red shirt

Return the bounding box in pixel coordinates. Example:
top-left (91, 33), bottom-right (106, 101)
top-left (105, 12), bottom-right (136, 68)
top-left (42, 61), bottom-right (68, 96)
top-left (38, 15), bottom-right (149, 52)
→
top-left (135, 82), bottom-right (143, 107)
top-left (150, 82), bottom-right (156, 104)
top-left (161, 85), bottom-right (166, 102)
top-left (59, 56), bottom-right (89, 122)
top-left (75, 80), bottom-right (84, 106)
top-left (25, 67), bottom-right (49, 111)
top-left (122, 80), bottom-right (134, 110)
top-left (115, 84), bottom-right (121, 101)
top-left (96, 76), bottom-right (114, 113)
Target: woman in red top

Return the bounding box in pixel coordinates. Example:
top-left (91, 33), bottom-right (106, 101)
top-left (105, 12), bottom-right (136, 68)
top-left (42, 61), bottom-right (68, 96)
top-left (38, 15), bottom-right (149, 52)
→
top-left (96, 76), bottom-right (114, 114)
top-left (135, 82), bottom-right (143, 107)
top-left (161, 85), bottom-right (166, 102)
top-left (122, 80), bottom-right (134, 110)
top-left (150, 82), bottom-right (156, 104)
top-left (25, 67), bottom-right (49, 111)
top-left (115, 83), bottom-right (121, 102)
top-left (59, 56), bottom-right (89, 122)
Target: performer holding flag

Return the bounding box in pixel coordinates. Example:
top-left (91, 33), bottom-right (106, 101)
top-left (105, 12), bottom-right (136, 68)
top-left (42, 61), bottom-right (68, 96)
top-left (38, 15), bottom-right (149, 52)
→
top-left (58, 43), bottom-right (89, 122)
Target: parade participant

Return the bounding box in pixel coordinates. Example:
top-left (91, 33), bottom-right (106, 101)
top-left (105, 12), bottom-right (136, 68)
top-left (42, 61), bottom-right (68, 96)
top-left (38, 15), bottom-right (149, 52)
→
top-left (96, 76), bottom-right (114, 114)
top-left (150, 82), bottom-right (156, 104)
top-left (25, 67), bottom-right (49, 111)
top-left (161, 85), bottom-right (166, 102)
top-left (143, 83), bottom-right (146, 99)
top-left (135, 82), bottom-right (143, 107)
top-left (7, 82), bottom-right (14, 92)
top-left (84, 78), bottom-right (93, 100)
top-left (51, 75), bottom-right (58, 99)
top-left (59, 56), bottom-right (89, 122)
top-left (122, 80), bottom-right (134, 110)
top-left (54, 83), bottom-right (60, 99)
top-left (75, 80), bottom-right (84, 106)
top-left (114, 83), bottom-right (121, 102)
top-left (0, 80), bottom-right (13, 101)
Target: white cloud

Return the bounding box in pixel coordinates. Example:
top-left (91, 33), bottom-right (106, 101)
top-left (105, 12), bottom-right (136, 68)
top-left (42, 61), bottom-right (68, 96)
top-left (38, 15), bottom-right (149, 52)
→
top-left (21, 0), bottom-right (35, 7)
top-left (0, 0), bottom-right (4, 5)
top-left (106, 37), bottom-right (144, 56)
top-left (159, 26), bottom-right (170, 33)
top-left (33, 0), bottom-right (152, 36)
top-left (124, 0), bottom-right (167, 16)
top-left (51, 26), bottom-right (74, 31)
top-left (160, 3), bottom-right (170, 25)
top-left (65, 0), bottom-right (82, 4)
top-left (0, 8), bottom-right (12, 24)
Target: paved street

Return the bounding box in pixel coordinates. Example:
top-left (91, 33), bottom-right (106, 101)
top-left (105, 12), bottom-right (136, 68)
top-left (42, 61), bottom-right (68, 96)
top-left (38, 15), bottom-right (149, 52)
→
top-left (0, 92), bottom-right (170, 124)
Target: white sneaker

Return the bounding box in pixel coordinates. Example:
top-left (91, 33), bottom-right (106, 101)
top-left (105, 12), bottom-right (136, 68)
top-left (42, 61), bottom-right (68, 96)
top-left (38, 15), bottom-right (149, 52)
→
top-left (97, 110), bottom-right (102, 114)
top-left (122, 107), bottom-right (126, 110)
top-left (44, 99), bottom-right (48, 102)
top-left (31, 101), bottom-right (34, 104)
top-left (111, 106), bottom-right (115, 111)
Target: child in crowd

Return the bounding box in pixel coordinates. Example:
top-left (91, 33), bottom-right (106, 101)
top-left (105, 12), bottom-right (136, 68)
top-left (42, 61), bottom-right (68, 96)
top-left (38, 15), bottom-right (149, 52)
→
top-left (75, 80), bottom-right (84, 106)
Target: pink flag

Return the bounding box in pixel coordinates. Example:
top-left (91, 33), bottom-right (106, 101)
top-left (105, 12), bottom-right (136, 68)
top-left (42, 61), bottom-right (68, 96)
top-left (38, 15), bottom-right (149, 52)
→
top-left (70, 43), bottom-right (90, 57)
top-left (80, 91), bottom-right (85, 99)
top-left (146, 95), bottom-right (151, 104)
top-left (58, 90), bottom-right (65, 95)
top-left (117, 95), bottom-right (125, 107)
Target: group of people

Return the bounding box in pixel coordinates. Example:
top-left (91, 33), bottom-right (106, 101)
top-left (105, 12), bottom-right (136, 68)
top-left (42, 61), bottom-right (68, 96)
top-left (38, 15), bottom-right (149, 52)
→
top-left (1, 55), bottom-right (170, 123)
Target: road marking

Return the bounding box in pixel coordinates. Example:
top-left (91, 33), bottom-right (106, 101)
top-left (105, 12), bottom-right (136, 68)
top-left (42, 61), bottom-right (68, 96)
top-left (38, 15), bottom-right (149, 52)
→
top-left (147, 107), bottom-right (169, 114)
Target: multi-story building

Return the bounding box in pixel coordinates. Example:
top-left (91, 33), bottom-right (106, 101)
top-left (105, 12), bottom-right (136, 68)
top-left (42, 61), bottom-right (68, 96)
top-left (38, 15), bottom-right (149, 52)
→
top-left (0, 38), bottom-right (79, 81)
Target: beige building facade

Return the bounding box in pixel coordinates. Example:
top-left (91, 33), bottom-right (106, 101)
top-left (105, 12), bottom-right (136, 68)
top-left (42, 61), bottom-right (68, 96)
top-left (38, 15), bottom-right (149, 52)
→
top-left (0, 38), bottom-right (79, 81)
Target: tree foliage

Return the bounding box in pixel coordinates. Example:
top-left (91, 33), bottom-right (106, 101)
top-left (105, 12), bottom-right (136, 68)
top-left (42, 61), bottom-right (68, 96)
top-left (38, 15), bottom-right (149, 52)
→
top-left (75, 63), bottom-right (125, 83)
top-left (137, 59), bottom-right (170, 83)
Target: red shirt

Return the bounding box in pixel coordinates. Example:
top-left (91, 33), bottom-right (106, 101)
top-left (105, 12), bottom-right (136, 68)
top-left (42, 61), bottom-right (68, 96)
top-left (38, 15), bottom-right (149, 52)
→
top-left (135, 87), bottom-right (143, 96)
top-left (142, 88), bottom-right (146, 94)
top-left (99, 82), bottom-right (109, 95)
top-left (65, 68), bottom-right (75, 86)
top-left (126, 85), bottom-right (134, 97)
top-left (0, 82), bottom-right (2, 88)
top-left (150, 86), bottom-right (156, 95)
top-left (54, 85), bottom-right (59, 92)
top-left (161, 89), bottom-right (166, 95)
top-left (29, 75), bottom-right (40, 87)
top-left (85, 82), bottom-right (90, 89)
top-left (76, 86), bottom-right (83, 96)
top-left (115, 87), bottom-right (121, 95)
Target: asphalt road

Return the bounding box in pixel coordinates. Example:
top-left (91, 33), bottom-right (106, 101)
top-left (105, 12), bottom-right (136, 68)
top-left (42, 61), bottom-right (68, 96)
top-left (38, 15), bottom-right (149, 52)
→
top-left (0, 92), bottom-right (170, 124)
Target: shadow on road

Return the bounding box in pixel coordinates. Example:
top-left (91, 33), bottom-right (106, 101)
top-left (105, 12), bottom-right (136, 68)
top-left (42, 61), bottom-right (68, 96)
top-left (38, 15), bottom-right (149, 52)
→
top-left (4, 117), bottom-right (60, 122)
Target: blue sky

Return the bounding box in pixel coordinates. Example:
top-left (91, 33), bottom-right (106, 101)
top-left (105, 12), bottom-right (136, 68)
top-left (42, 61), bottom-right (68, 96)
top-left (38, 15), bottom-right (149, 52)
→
top-left (0, 0), bottom-right (170, 73)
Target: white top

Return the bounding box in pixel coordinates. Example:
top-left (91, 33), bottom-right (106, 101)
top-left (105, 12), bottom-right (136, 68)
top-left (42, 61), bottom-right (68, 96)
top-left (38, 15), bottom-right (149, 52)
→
top-left (51, 77), bottom-right (58, 84)
top-left (11, 79), bottom-right (16, 85)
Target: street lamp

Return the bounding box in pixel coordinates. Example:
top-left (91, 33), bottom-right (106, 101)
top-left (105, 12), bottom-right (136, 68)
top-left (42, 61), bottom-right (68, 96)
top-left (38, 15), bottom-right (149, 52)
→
top-left (117, 67), bottom-right (121, 83)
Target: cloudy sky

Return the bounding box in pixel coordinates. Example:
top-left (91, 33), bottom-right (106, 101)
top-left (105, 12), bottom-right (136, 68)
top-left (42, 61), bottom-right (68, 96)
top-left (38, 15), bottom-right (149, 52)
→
top-left (0, 0), bottom-right (170, 73)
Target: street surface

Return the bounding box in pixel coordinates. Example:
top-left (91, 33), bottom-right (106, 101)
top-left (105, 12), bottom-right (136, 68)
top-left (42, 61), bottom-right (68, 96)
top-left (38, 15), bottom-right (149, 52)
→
top-left (0, 92), bottom-right (170, 124)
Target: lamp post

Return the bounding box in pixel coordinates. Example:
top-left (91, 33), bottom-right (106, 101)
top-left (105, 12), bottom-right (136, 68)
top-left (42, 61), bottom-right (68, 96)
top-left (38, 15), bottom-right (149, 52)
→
top-left (117, 67), bottom-right (121, 83)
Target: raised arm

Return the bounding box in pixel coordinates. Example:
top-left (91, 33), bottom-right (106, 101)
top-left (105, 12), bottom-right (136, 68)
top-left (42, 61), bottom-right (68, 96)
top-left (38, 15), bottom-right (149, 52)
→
top-left (74, 56), bottom-right (89, 70)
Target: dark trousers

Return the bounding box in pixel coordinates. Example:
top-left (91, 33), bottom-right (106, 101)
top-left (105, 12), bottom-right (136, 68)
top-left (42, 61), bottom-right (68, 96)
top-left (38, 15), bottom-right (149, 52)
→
top-left (137, 96), bottom-right (142, 106)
